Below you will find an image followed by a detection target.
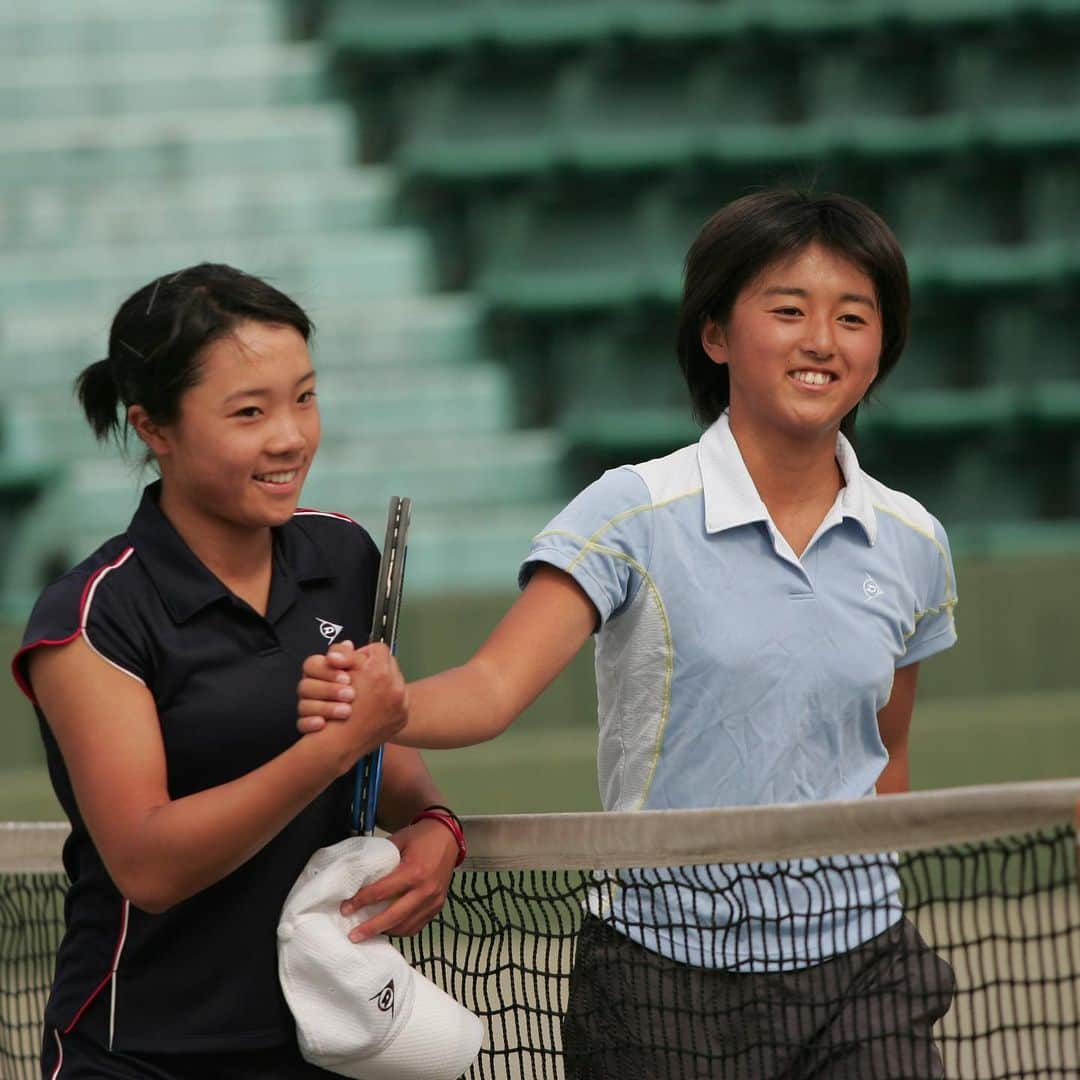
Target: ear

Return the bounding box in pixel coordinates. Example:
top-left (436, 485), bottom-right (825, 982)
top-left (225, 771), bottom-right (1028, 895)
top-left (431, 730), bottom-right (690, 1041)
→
top-left (127, 404), bottom-right (171, 458)
top-left (700, 319), bottom-right (728, 367)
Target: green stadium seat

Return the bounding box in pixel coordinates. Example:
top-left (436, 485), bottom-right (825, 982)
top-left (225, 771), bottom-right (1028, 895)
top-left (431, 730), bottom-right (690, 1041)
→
top-left (311, 294), bottom-right (485, 370)
top-left (0, 46), bottom-right (327, 123)
top-left (0, 232), bottom-right (435, 311)
top-left (1027, 380), bottom-right (1080, 428)
top-left (978, 299), bottom-right (1079, 389)
top-left (947, 25), bottom-right (1080, 113)
top-left (1022, 161), bottom-right (1080, 244)
top-left (400, 62), bottom-right (564, 182)
top-left (0, 1), bottom-right (284, 58)
top-left (803, 32), bottom-right (943, 124)
top-left (883, 165), bottom-right (1007, 250)
top-left (0, 105), bottom-right (356, 188)
top-left (0, 169), bottom-right (392, 252)
top-left (306, 431), bottom-right (566, 508)
top-left (2, 392), bottom-right (107, 465)
top-left (315, 364), bottom-right (515, 440)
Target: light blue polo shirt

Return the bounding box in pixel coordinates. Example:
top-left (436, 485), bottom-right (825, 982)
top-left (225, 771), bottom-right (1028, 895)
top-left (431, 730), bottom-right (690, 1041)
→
top-left (521, 413), bottom-right (957, 970)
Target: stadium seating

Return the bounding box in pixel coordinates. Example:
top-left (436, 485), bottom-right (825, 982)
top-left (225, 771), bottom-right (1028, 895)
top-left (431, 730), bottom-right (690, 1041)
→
top-left (0, 0), bottom-right (572, 613)
top-left (320, 0), bottom-right (1080, 548)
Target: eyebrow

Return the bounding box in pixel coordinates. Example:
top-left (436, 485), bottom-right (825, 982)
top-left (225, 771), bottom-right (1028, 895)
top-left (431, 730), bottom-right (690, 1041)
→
top-left (222, 369), bottom-right (316, 405)
top-left (762, 286), bottom-right (877, 309)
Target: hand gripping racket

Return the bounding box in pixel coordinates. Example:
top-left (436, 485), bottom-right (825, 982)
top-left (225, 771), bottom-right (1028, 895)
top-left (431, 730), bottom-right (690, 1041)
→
top-left (351, 496), bottom-right (411, 836)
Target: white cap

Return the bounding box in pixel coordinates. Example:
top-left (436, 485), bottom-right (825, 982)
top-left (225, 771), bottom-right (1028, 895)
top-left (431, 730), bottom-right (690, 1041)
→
top-left (278, 836), bottom-right (484, 1080)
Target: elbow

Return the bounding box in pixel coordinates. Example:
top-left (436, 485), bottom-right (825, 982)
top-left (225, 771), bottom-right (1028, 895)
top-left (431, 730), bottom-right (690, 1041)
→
top-left (108, 860), bottom-right (192, 916)
top-left (113, 873), bottom-right (180, 915)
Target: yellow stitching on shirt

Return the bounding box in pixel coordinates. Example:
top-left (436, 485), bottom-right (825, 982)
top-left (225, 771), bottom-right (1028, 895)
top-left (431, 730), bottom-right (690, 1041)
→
top-left (872, 503), bottom-right (957, 629)
top-left (578, 541), bottom-right (674, 812)
top-left (566, 488), bottom-right (704, 573)
top-left (903, 598), bottom-right (959, 641)
top-left (531, 528), bottom-right (591, 547)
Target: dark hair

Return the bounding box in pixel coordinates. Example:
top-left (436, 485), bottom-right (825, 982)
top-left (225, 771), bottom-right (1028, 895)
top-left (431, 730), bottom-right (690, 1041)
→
top-left (76, 263), bottom-right (313, 444)
top-left (675, 190), bottom-right (910, 439)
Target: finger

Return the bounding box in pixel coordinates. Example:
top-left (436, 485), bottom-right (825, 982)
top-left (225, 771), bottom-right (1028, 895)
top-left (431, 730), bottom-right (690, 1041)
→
top-left (341, 867), bottom-right (411, 916)
top-left (296, 714), bottom-right (326, 734)
top-left (349, 893), bottom-right (427, 942)
top-left (355, 642), bottom-right (390, 666)
top-left (297, 677), bottom-right (355, 703)
top-left (302, 653), bottom-right (336, 679)
top-left (298, 699), bottom-right (352, 721)
top-left (326, 642), bottom-right (361, 669)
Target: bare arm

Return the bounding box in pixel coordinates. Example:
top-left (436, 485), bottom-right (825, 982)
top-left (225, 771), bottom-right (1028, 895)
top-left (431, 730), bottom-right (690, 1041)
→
top-left (298, 564), bottom-right (597, 748)
top-left (28, 636), bottom-right (406, 914)
top-left (876, 662), bottom-right (920, 795)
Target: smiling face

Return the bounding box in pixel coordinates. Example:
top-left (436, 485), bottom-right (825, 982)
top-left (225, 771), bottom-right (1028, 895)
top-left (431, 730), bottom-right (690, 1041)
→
top-left (132, 319), bottom-right (320, 540)
top-left (701, 243), bottom-right (883, 445)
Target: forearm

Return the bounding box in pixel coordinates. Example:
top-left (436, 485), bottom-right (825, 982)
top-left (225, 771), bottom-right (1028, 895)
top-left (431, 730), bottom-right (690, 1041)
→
top-left (395, 657), bottom-right (519, 748)
top-left (117, 733), bottom-right (354, 913)
top-left (876, 743), bottom-right (910, 795)
top-left (374, 744), bottom-right (450, 830)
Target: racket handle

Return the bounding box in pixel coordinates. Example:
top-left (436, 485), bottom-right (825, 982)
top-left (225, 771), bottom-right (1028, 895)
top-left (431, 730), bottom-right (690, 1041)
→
top-left (350, 753), bottom-right (370, 836)
top-left (363, 746), bottom-right (384, 836)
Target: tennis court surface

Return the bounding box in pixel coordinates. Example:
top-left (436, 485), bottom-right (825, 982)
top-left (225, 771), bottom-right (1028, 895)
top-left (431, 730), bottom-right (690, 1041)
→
top-left (3, 779), bottom-right (1078, 1078)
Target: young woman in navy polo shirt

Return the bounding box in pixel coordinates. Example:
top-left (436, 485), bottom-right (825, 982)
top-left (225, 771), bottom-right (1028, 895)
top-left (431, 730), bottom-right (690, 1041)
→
top-left (14, 264), bottom-right (463, 1078)
top-left (300, 191), bottom-right (960, 1078)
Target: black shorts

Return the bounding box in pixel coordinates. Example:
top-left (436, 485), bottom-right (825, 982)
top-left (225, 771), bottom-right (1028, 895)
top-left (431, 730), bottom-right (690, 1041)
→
top-left (563, 915), bottom-right (955, 1080)
top-left (40, 990), bottom-right (339, 1080)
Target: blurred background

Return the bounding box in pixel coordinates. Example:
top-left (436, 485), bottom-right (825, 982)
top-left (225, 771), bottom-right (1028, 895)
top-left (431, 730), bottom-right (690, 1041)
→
top-left (1, 0), bottom-right (1078, 819)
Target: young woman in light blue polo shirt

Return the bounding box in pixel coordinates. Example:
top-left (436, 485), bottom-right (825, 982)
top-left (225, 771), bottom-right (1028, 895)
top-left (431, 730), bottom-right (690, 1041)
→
top-left (299, 190), bottom-right (958, 1078)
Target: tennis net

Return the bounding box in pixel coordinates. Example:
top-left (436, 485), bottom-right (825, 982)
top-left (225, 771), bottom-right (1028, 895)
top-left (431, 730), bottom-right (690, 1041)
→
top-left (2, 779), bottom-right (1078, 1078)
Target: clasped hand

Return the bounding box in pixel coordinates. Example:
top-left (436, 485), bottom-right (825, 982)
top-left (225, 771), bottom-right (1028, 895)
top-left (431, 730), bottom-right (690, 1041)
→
top-left (296, 641), bottom-right (456, 939)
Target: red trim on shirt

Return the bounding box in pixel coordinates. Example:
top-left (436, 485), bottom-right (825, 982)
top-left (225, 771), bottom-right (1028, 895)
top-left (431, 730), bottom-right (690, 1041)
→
top-left (63, 899), bottom-right (130, 1035)
top-left (10, 547), bottom-right (135, 705)
top-left (294, 507), bottom-right (359, 525)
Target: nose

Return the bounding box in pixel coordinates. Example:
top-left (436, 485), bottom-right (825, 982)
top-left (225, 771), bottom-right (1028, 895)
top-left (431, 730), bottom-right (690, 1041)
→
top-left (802, 314), bottom-right (836, 362)
top-left (266, 409), bottom-right (310, 456)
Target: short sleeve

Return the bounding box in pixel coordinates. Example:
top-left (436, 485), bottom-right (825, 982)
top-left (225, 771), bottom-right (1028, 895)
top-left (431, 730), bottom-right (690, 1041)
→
top-left (13, 549), bottom-right (149, 704)
top-left (899, 514), bottom-right (958, 667)
top-left (520, 467), bottom-right (654, 627)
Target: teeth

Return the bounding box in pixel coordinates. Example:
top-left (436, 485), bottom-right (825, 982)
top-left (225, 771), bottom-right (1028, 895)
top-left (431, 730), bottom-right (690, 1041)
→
top-left (255, 470), bottom-right (297, 484)
top-left (792, 370), bottom-right (832, 386)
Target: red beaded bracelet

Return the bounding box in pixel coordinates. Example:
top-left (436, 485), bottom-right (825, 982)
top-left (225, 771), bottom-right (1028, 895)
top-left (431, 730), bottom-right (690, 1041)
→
top-left (410, 808), bottom-right (467, 867)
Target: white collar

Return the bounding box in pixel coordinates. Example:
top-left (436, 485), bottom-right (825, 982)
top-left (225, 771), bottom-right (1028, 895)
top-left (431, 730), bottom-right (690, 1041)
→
top-left (697, 413), bottom-right (877, 545)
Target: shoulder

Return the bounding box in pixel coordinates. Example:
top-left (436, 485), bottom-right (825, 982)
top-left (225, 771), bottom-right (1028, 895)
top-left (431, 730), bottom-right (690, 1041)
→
top-left (626, 442), bottom-right (703, 507)
top-left (288, 506), bottom-right (380, 565)
top-left (565, 441), bottom-right (702, 521)
top-left (862, 472), bottom-right (951, 553)
top-left (23, 534), bottom-right (140, 644)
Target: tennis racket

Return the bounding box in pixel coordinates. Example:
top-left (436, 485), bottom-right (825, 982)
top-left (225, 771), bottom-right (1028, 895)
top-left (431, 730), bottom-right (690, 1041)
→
top-left (350, 495), bottom-right (411, 836)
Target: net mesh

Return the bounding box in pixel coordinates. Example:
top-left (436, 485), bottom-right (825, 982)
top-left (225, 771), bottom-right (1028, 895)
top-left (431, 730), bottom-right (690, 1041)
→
top-left (2, 785), bottom-right (1079, 1079)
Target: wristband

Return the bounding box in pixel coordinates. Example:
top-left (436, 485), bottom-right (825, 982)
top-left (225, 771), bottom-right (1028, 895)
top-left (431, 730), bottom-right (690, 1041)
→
top-left (410, 808), bottom-right (467, 867)
top-left (419, 803), bottom-right (463, 831)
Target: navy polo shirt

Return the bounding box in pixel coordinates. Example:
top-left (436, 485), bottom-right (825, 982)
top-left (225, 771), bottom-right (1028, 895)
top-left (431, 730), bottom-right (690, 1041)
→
top-left (13, 482), bottom-right (380, 1053)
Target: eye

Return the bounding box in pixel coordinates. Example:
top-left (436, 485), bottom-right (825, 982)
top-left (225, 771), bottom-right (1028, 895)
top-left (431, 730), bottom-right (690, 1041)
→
top-left (232, 406), bottom-right (262, 418)
top-left (298, 389), bottom-right (318, 404)
top-left (838, 313), bottom-right (869, 326)
top-left (771, 306), bottom-right (804, 317)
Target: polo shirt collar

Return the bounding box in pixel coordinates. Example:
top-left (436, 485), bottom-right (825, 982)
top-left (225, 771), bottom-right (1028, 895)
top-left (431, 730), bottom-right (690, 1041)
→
top-left (697, 413), bottom-right (877, 544)
top-left (126, 482), bottom-right (336, 624)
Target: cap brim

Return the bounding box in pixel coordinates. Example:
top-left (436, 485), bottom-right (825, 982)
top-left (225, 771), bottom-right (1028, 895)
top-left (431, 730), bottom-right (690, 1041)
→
top-left (342, 970), bottom-right (484, 1080)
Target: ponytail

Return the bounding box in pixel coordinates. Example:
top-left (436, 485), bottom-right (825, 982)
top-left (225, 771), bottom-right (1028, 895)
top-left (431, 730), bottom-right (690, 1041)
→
top-left (75, 357), bottom-right (125, 444)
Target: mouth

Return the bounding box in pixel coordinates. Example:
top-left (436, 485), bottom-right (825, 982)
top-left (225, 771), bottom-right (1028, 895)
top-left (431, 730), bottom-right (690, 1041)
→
top-left (789, 369), bottom-right (836, 389)
top-left (253, 468), bottom-right (301, 486)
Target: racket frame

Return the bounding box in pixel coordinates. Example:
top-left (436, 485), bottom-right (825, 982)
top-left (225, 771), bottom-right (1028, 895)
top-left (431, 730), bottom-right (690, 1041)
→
top-left (350, 495), bottom-right (411, 835)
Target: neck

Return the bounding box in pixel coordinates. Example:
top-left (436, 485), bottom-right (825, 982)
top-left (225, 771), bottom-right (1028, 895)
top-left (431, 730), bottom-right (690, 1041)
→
top-left (158, 488), bottom-right (274, 588)
top-left (727, 411), bottom-right (844, 512)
